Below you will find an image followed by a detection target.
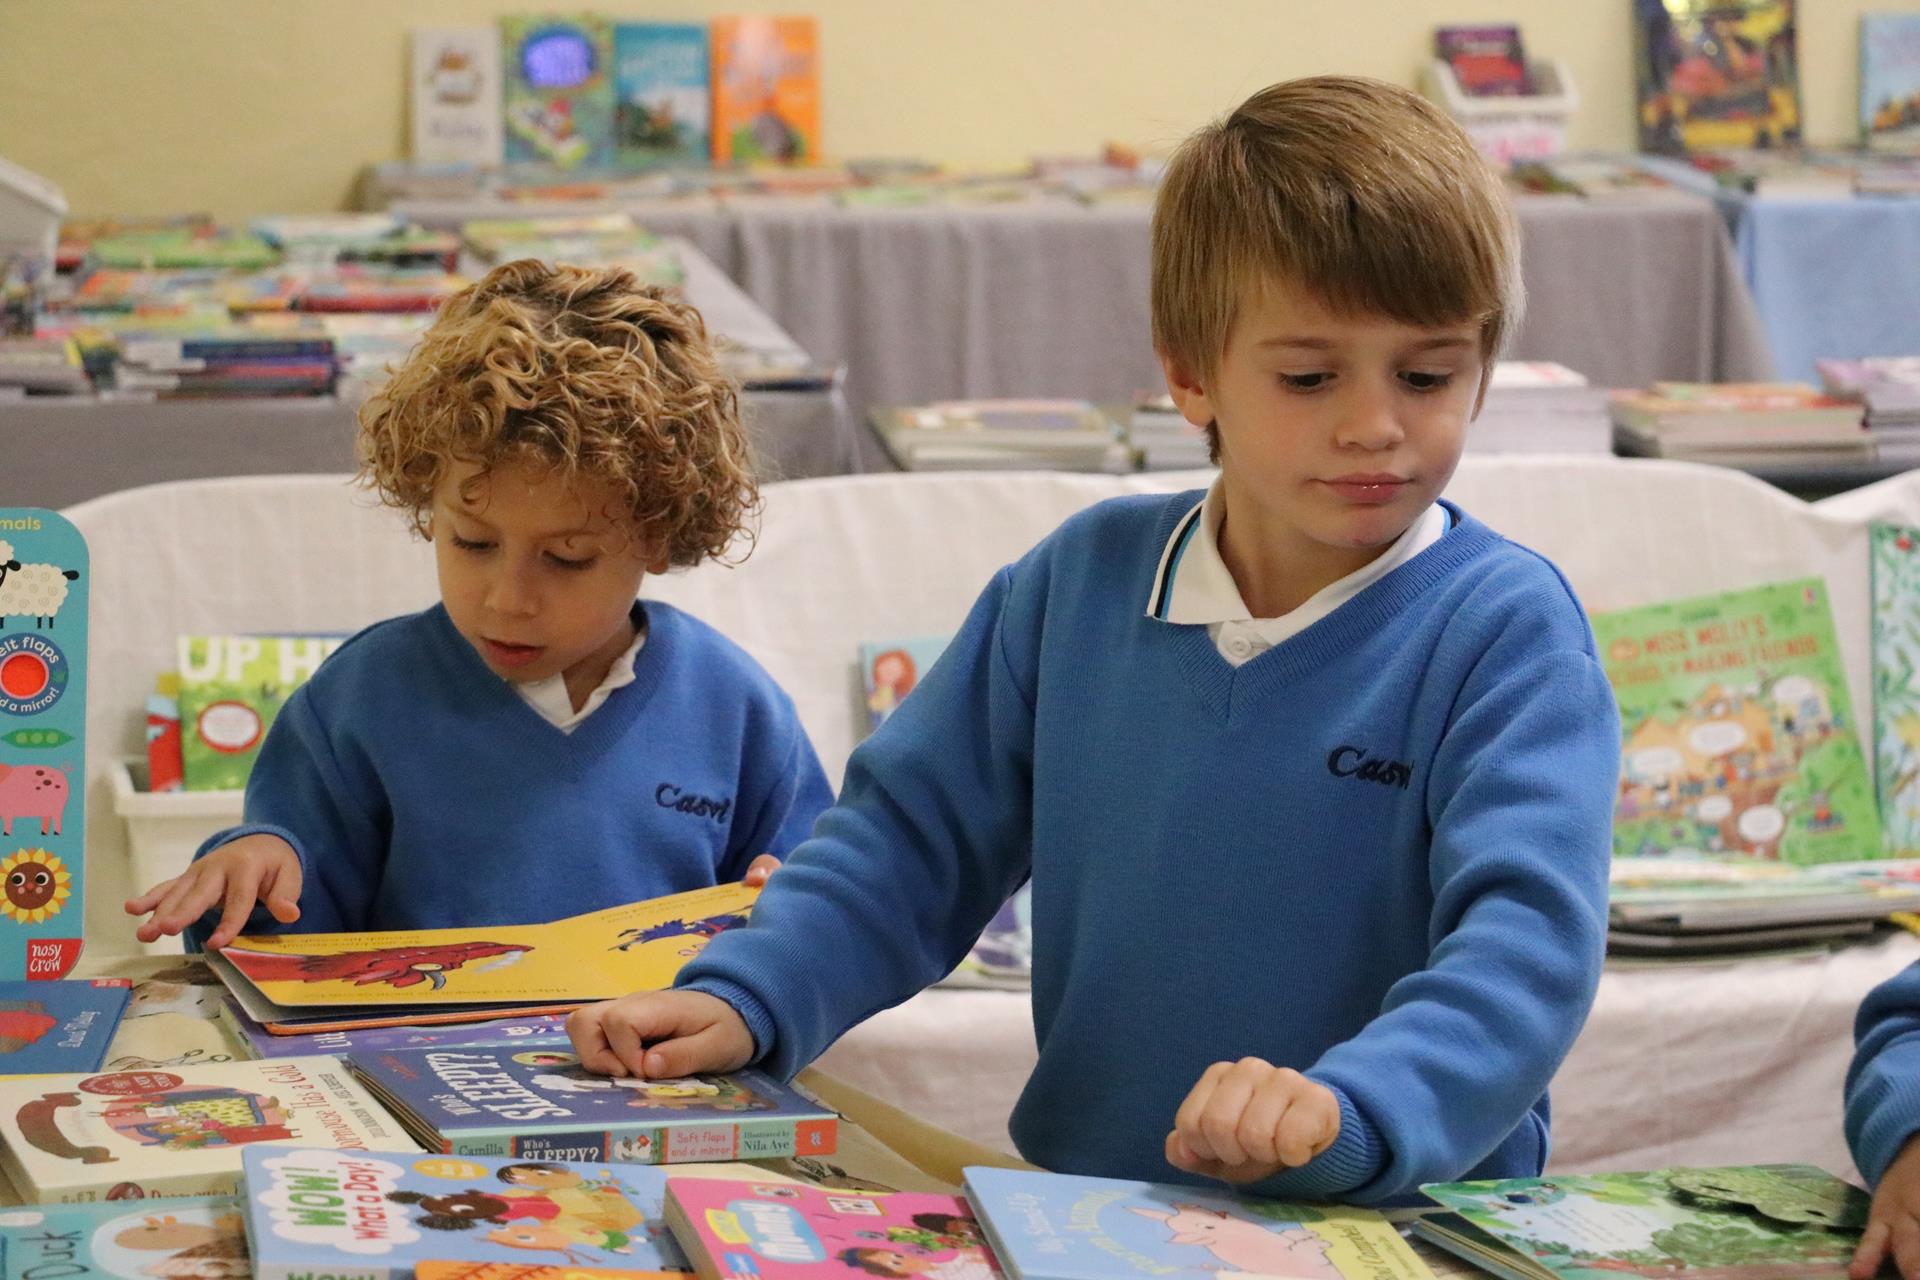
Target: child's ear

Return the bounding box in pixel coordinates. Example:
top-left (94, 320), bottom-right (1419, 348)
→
top-left (1158, 350), bottom-right (1216, 432)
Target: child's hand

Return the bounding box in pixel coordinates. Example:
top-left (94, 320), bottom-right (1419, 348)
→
top-left (1856, 1135), bottom-right (1920, 1278)
top-left (123, 833), bottom-right (303, 950)
top-left (744, 854), bottom-right (780, 887)
top-left (1165, 1057), bottom-right (1341, 1185)
top-left (568, 990), bottom-right (754, 1079)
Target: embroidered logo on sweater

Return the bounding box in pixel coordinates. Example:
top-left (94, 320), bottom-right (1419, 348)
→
top-left (1326, 745), bottom-right (1413, 790)
top-left (656, 783), bottom-right (733, 822)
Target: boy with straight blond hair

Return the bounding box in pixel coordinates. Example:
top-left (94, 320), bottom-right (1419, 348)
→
top-left (569, 77), bottom-right (1620, 1206)
top-left (127, 259), bottom-right (833, 950)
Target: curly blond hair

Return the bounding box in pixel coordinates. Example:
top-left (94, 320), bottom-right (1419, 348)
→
top-left (357, 258), bottom-right (758, 567)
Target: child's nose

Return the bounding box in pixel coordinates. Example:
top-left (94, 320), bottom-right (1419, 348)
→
top-left (1334, 387), bottom-right (1407, 451)
top-left (485, 565), bottom-right (539, 616)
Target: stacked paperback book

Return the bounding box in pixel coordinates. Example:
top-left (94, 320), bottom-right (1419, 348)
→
top-left (1609, 382), bottom-right (1867, 469)
top-left (1819, 356), bottom-right (1920, 466)
top-left (870, 400), bottom-right (1130, 473)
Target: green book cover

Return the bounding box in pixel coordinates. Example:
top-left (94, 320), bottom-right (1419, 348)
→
top-left (1592, 579), bottom-right (1881, 864)
top-left (500, 14), bottom-right (615, 169)
top-left (175, 635), bottom-right (343, 793)
top-left (1418, 1165), bottom-right (1866, 1280)
top-left (1873, 524), bottom-right (1920, 855)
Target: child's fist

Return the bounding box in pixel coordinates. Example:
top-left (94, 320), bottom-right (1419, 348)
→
top-left (1166, 1057), bottom-right (1340, 1185)
top-left (568, 990), bottom-right (754, 1080)
top-left (124, 833), bottom-right (303, 950)
top-left (1855, 1135), bottom-right (1920, 1279)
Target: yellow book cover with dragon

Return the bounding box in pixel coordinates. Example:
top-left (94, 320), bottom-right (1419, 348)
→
top-left (207, 883), bottom-right (756, 1022)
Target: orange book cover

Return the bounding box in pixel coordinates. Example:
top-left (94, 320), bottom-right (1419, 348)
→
top-left (710, 17), bottom-right (820, 165)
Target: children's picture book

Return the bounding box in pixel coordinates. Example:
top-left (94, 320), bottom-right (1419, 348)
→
top-left (614, 24), bottom-right (710, 169)
top-left (1873, 524), bottom-right (1920, 856)
top-left (0, 1055), bottom-right (414, 1202)
top-left (242, 1145), bottom-right (692, 1278)
top-left (417, 1266), bottom-right (686, 1280)
top-left (0, 1195), bottom-right (249, 1280)
top-left (1434, 24), bottom-right (1534, 96)
top-left (1415, 1164), bottom-right (1868, 1279)
top-left (1861, 12), bottom-right (1920, 151)
top-left (0, 507), bottom-right (88, 981)
top-left (175, 634), bottom-right (345, 792)
top-left (857, 636), bottom-right (949, 734)
top-left (206, 883), bottom-right (761, 1031)
top-left (961, 1165), bottom-right (1432, 1280)
top-left (412, 26), bottom-right (506, 167)
top-left (1634, 0), bottom-right (1801, 153)
top-left (1592, 579), bottom-right (1883, 864)
top-left (347, 1048), bottom-right (837, 1164)
top-left (710, 17), bottom-right (820, 165)
top-left (501, 14), bottom-right (615, 169)
top-left (664, 1177), bottom-right (996, 1280)
top-left (0, 978), bottom-right (130, 1074)
top-left (220, 996), bottom-right (570, 1060)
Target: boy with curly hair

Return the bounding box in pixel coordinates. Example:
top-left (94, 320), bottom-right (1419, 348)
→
top-left (569, 78), bottom-right (1617, 1206)
top-left (127, 260), bottom-right (833, 949)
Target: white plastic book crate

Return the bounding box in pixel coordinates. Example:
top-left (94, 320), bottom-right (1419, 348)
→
top-left (109, 757), bottom-right (242, 952)
top-left (1420, 58), bottom-right (1579, 168)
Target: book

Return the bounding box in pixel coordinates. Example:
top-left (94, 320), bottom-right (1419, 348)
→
top-left (710, 17), bottom-right (821, 166)
top-left (146, 672), bottom-right (184, 793)
top-left (1415, 1164), bottom-right (1869, 1279)
top-left (857, 637), bottom-right (950, 734)
top-left (0, 507), bottom-right (89, 981)
top-left (0, 978), bottom-right (130, 1075)
top-left (1634, 0), bottom-right (1802, 154)
top-left (1862, 13), bottom-right (1920, 151)
top-left (413, 27), bottom-right (506, 167)
top-left (1608, 383), bottom-right (1863, 447)
top-left (220, 996), bottom-right (571, 1060)
top-left (0, 1055), bottom-right (415, 1202)
top-left (501, 15), bottom-right (616, 170)
top-left (1608, 856), bottom-right (1920, 930)
top-left (241, 1145), bottom-right (691, 1278)
top-left (206, 883), bottom-right (761, 1031)
top-left (1592, 579), bottom-right (1883, 864)
top-left (870, 401), bottom-right (1125, 472)
top-left (0, 1195), bottom-right (250, 1280)
top-left (1434, 25), bottom-right (1534, 97)
top-left (417, 1265), bottom-right (685, 1280)
top-left (1874, 524), bottom-right (1920, 855)
top-left (613, 24), bottom-right (710, 169)
top-left (175, 635), bottom-right (345, 792)
top-left (663, 1177), bottom-right (996, 1280)
top-left (347, 1049), bottom-right (837, 1163)
top-left (961, 1166), bottom-right (1432, 1280)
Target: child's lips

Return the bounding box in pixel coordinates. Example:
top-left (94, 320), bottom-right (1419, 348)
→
top-left (484, 638), bottom-right (545, 668)
top-left (1321, 475), bottom-right (1409, 505)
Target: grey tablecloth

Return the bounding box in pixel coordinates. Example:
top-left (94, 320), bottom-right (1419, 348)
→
top-left (0, 239), bottom-right (857, 508)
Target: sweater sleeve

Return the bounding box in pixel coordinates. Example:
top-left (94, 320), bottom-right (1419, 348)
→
top-left (185, 684), bottom-right (388, 949)
top-left (716, 690), bottom-right (837, 883)
top-left (678, 565), bottom-right (1039, 1075)
top-left (1265, 609), bottom-right (1618, 1203)
top-left (1847, 960), bottom-right (1920, 1185)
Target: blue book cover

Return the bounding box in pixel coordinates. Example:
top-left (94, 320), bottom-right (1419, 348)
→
top-left (0, 508), bottom-right (87, 980)
top-left (0, 1195), bottom-right (246, 1280)
top-left (613, 23), bottom-right (709, 168)
top-left (221, 996), bottom-right (569, 1060)
top-left (347, 1047), bottom-right (837, 1163)
top-left (960, 1167), bottom-right (1433, 1280)
top-left (241, 1145), bottom-right (688, 1280)
top-left (857, 636), bottom-right (951, 734)
top-left (0, 978), bottom-right (129, 1073)
top-left (1862, 12), bottom-right (1920, 149)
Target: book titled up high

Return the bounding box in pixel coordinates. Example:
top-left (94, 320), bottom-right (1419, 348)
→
top-left (347, 1046), bottom-right (837, 1164)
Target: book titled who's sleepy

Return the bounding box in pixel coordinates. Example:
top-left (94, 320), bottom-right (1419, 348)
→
top-left (347, 1046), bottom-right (837, 1164)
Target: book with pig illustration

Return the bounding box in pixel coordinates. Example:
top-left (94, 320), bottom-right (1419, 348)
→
top-left (959, 1166), bottom-right (1431, 1280)
top-left (206, 883), bottom-right (760, 1033)
top-left (175, 635), bottom-right (346, 792)
top-left (0, 1055), bottom-right (414, 1203)
top-left (1412, 1164), bottom-right (1868, 1279)
top-left (663, 1178), bottom-right (995, 1280)
top-left (0, 1194), bottom-right (250, 1280)
top-left (1591, 579), bottom-right (1882, 865)
top-left (0, 508), bottom-right (88, 981)
top-left (241, 1145), bottom-right (692, 1279)
top-left (345, 1050), bottom-right (836, 1163)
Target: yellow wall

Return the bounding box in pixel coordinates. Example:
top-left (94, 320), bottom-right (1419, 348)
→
top-left (1, 0), bottom-right (1916, 221)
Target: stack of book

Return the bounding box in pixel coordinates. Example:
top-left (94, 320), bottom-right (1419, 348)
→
top-left (1609, 382), bottom-right (1867, 468)
top-left (1607, 858), bottom-right (1920, 954)
top-left (252, 213), bottom-right (461, 271)
top-left (112, 331), bottom-right (337, 399)
top-left (1818, 357), bottom-right (1920, 464)
top-left (1474, 360), bottom-right (1610, 454)
top-left (1127, 394), bottom-right (1213, 471)
top-left (0, 334), bottom-right (90, 393)
top-left (871, 399), bottom-right (1130, 472)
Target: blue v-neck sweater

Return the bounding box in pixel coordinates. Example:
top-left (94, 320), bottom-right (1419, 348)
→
top-left (189, 601), bottom-right (833, 940)
top-left (681, 492), bottom-right (1618, 1205)
top-left (1847, 961), bottom-right (1920, 1184)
